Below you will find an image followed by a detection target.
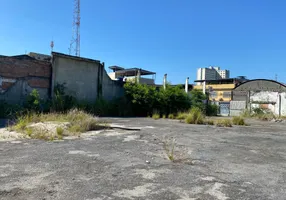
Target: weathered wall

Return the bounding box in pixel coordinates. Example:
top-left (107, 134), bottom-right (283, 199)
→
top-left (0, 55), bottom-right (51, 104)
top-left (52, 54), bottom-right (99, 102)
top-left (250, 91), bottom-right (286, 116)
top-left (230, 80), bottom-right (286, 116)
top-left (52, 53), bottom-right (124, 102)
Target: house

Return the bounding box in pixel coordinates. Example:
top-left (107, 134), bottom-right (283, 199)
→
top-left (193, 77), bottom-right (247, 102)
top-left (108, 66), bottom-right (156, 85)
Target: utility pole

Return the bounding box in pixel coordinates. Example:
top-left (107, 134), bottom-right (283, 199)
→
top-left (69, 0), bottom-right (81, 56)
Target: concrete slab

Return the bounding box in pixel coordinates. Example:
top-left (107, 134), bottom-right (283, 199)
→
top-left (1, 118), bottom-right (286, 199)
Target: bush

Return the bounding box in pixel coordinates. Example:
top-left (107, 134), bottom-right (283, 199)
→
top-left (176, 112), bottom-right (188, 120)
top-left (232, 116), bottom-right (245, 125)
top-left (240, 109), bottom-right (251, 118)
top-left (152, 113), bottom-right (160, 120)
top-left (124, 83), bottom-right (191, 117)
top-left (216, 119), bottom-right (232, 127)
top-left (185, 107), bottom-right (204, 124)
top-left (189, 89), bottom-right (207, 112)
top-left (158, 85), bottom-right (191, 116)
top-left (51, 83), bottom-right (77, 112)
top-left (124, 82), bottom-right (158, 116)
top-left (206, 104), bottom-right (218, 116)
top-left (56, 127), bottom-right (64, 138)
top-left (168, 114), bottom-right (175, 119)
top-left (24, 89), bottom-right (41, 112)
top-left (0, 100), bottom-right (23, 118)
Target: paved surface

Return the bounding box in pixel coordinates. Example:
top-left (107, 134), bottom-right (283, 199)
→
top-left (1, 118), bottom-right (286, 200)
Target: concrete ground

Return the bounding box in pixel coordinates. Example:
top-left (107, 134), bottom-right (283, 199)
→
top-left (1, 118), bottom-right (286, 200)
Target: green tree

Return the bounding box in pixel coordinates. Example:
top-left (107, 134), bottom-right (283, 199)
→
top-left (189, 89), bottom-right (207, 111)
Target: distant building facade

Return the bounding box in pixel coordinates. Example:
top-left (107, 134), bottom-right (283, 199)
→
top-left (108, 66), bottom-right (156, 85)
top-left (196, 66), bottom-right (230, 85)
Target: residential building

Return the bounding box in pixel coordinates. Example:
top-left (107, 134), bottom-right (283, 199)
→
top-left (196, 66), bottom-right (230, 85)
top-left (108, 66), bottom-right (156, 85)
top-left (193, 77), bottom-right (247, 102)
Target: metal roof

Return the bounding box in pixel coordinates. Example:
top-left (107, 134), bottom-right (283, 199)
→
top-left (109, 66), bottom-right (125, 71)
top-left (115, 68), bottom-right (156, 76)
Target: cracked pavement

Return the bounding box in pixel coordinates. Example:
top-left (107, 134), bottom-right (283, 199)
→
top-left (1, 118), bottom-right (286, 200)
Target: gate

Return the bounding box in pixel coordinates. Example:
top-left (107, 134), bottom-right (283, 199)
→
top-left (219, 102), bottom-right (230, 116)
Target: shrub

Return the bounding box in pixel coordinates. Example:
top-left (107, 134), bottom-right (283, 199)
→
top-left (232, 116), bottom-right (245, 125)
top-left (124, 82), bottom-right (158, 116)
top-left (168, 114), bottom-right (175, 119)
top-left (56, 127), bottom-right (64, 139)
top-left (124, 83), bottom-right (191, 117)
top-left (240, 109), bottom-right (251, 118)
top-left (25, 89), bottom-right (41, 112)
top-left (252, 108), bottom-right (264, 115)
top-left (152, 113), bottom-right (160, 120)
top-left (0, 100), bottom-right (23, 118)
top-left (176, 112), bottom-right (188, 120)
top-left (51, 83), bottom-right (77, 112)
top-left (216, 119), bottom-right (232, 127)
top-left (189, 89), bottom-right (207, 112)
top-left (206, 104), bottom-right (218, 116)
top-left (185, 107), bottom-right (204, 124)
top-left (158, 85), bottom-right (191, 116)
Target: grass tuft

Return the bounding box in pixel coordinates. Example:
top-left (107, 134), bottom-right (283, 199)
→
top-left (56, 127), bottom-right (64, 139)
top-left (163, 138), bottom-right (176, 161)
top-left (204, 119), bottom-right (215, 125)
top-left (168, 114), bottom-right (175, 119)
top-left (232, 116), bottom-right (245, 125)
top-left (185, 107), bottom-right (204, 124)
top-left (176, 112), bottom-right (188, 120)
top-left (152, 113), bottom-right (160, 120)
top-left (216, 119), bottom-right (232, 127)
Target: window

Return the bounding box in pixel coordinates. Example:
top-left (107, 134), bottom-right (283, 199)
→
top-left (223, 91), bottom-right (231, 98)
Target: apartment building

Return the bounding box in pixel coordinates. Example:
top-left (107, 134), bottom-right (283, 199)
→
top-left (196, 66), bottom-right (230, 85)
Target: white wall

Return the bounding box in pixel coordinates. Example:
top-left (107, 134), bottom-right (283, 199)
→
top-left (250, 91), bottom-right (286, 116)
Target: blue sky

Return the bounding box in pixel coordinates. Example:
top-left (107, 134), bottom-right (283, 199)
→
top-left (1, 0), bottom-right (286, 84)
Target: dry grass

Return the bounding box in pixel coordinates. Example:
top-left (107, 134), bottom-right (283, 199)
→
top-left (204, 119), bottom-right (215, 125)
top-left (215, 119), bottom-right (232, 127)
top-left (162, 137), bottom-right (193, 164)
top-left (185, 108), bottom-right (204, 124)
top-left (176, 112), bottom-right (188, 120)
top-left (152, 113), bottom-right (160, 120)
top-left (163, 137), bottom-right (176, 161)
top-left (11, 109), bottom-right (107, 140)
top-left (232, 116), bottom-right (246, 125)
top-left (168, 114), bottom-right (175, 119)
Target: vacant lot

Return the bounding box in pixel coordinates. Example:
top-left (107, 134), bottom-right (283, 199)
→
top-left (1, 118), bottom-right (286, 200)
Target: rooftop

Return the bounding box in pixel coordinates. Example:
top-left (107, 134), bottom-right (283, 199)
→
top-left (112, 68), bottom-right (156, 76)
top-left (51, 52), bottom-right (101, 63)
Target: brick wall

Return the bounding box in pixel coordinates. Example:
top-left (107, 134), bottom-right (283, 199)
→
top-left (0, 55), bottom-right (52, 103)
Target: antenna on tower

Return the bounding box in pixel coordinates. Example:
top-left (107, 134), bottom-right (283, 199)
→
top-left (69, 0), bottom-right (80, 57)
top-left (50, 40), bottom-right (54, 52)
top-left (275, 74), bottom-right (278, 81)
